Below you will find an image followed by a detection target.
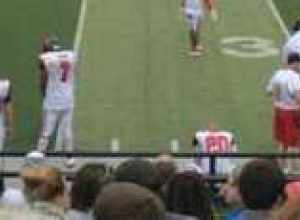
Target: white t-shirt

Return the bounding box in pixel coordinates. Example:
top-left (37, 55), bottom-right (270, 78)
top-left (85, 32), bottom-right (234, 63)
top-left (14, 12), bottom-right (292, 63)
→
top-left (194, 130), bottom-right (237, 174)
top-left (0, 79), bottom-right (11, 112)
top-left (185, 0), bottom-right (202, 14)
top-left (40, 51), bottom-right (77, 110)
top-left (266, 68), bottom-right (300, 110)
top-left (283, 31), bottom-right (300, 62)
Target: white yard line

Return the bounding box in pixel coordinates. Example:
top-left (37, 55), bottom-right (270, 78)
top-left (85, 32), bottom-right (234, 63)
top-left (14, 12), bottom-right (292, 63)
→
top-left (73, 0), bottom-right (88, 53)
top-left (111, 138), bottom-right (120, 152)
top-left (266, 0), bottom-right (290, 38)
top-left (170, 139), bottom-right (180, 153)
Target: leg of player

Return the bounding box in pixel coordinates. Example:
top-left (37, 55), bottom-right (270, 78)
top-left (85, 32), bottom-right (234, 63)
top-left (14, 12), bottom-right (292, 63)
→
top-left (190, 16), bottom-right (202, 57)
top-left (189, 30), bottom-right (201, 57)
top-left (37, 110), bottom-right (58, 152)
top-left (0, 114), bottom-right (5, 152)
top-left (189, 31), bottom-right (195, 51)
top-left (54, 110), bottom-right (64, 152)
top-left (63, 109), bottom-right (75, 168)
top-left (195, 15), bottom-right (204, 52)
top-left (194, 27), bottom-right (202, 51)
top-left (55, 109), bottom-right (73, 153)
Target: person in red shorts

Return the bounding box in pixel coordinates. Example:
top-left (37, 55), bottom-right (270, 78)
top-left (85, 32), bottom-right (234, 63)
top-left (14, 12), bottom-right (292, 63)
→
top-left (267, 52), bottom-right (300, 173)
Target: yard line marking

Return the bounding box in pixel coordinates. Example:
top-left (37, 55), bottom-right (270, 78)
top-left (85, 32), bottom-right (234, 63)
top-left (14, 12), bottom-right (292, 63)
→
top-left (74, 0), bottom-right (88, 53)
top-left (266, 0), bottom-right (290, 38)
top-left (170, 139), bottom-right (180, 153)
top-left (111, 138), bottom-right (120, 152)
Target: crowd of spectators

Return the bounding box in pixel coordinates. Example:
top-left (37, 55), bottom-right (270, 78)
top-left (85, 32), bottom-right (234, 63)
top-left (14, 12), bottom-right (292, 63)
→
top-left (0, 154), bottom-right (300, 220)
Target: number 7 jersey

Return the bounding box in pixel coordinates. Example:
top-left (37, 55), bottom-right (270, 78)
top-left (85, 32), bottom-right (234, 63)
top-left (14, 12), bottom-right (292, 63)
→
top-left (39, 50), bottom-right (77, 110)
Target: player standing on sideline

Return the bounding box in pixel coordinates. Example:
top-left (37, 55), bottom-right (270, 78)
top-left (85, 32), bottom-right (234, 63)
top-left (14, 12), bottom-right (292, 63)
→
top-left (0, 79), bottom-right (13, 151)
top-left (192, 122), bottom-right (237, 174)
top-left (181, 0), bottom-right (218, 57)
top-left (37, 35), bottom-right (77, 160)
top-left (266, 53), bottom-right (300, 173)
top-left (282, 19), bottom-right (300, 63)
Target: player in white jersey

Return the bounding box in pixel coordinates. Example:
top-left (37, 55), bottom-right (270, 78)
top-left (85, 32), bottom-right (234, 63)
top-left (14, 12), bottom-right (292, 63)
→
top-left (37, 36), bottom-right (77, 155)
top-left (181, 0), bottom-right (217, 57)
top-left (0, 79), bottom-right (12, 151)
top-left (193, 123), bottom-right (237, 174)
top-left (282, 20), bottom-right (300, 63)
top-left (266, 53), bottom-right (300, 172)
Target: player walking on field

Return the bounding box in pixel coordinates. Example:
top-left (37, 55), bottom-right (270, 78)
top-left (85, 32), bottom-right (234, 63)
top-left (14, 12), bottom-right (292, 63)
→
top-left (193, 123), bottom-right (237, 174)
top-left (0, 79), bottom-right (13, 151)
top-left (267, 53), bottom-right (300, 172)
top-left (37, 35), bottom-right (77, 156)
top-left (181, 0), bottom-right (218, 57)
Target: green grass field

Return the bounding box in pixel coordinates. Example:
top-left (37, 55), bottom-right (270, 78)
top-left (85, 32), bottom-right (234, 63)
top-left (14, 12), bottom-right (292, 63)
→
top-left (0, 0), bottom-right (299, 152)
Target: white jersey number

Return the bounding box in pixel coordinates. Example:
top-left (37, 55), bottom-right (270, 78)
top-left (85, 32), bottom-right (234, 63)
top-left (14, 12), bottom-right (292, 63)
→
top-left (221, 36), bottom-right (279, 58)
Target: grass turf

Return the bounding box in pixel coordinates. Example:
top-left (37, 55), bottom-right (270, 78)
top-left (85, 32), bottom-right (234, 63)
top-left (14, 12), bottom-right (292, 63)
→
top-left (75, 0), bottom-right (283, 152)
top-left (0, 0), bottom-right (299, 152)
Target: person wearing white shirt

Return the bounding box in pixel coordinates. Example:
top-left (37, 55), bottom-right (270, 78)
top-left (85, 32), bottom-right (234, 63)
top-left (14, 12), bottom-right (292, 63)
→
top-left (37, 36), bottom-right (77, 155)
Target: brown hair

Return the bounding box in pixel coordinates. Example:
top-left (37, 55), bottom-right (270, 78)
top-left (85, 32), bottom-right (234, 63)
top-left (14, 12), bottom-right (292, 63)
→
top-left (21, 166), bottom-right (64, 202)
top-left (94, 183), bottom-right (165, 220)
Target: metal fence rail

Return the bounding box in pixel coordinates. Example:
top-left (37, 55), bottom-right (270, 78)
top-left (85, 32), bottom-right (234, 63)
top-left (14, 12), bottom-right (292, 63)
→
top-left (1, 151), bottom-right (300, 183)
top-left (1, 151), bottom-right (300, 158)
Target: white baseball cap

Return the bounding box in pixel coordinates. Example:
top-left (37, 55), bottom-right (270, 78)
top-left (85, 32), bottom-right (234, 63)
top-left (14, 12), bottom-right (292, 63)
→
top-left (24, 151), bottom-right (45, 168)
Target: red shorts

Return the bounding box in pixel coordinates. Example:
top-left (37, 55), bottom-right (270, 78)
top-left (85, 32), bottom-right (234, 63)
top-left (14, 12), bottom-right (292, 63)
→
top-left (273, 108), bottom-right (300, 148)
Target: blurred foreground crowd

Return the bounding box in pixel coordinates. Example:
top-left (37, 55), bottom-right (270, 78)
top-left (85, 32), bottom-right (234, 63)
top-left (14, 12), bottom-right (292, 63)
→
top-left (0, 154), bottom-right (300, 220)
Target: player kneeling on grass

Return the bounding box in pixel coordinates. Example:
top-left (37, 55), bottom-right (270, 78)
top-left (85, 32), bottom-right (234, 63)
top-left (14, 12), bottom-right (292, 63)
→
top-left (266, 52), bottom-right (300, 173)
top-left (37, 35), bottom-right (77, 160)
top-left (181, 0), bottom-right (217, 57)
top-left (193, 122), bottom-right (237, 174)
top-left (0, 79), bottom-right (12, 151)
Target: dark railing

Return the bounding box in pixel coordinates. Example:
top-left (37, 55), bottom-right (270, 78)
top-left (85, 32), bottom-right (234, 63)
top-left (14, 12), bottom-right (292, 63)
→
top-left (1, 151), bottom-right (300, 182)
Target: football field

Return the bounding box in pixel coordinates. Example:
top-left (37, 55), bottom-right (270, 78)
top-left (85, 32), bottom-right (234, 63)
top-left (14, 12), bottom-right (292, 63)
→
top-left (75, 0), bottom-right (286, 152)
top-left (0, 0), bottom-right (299, 152)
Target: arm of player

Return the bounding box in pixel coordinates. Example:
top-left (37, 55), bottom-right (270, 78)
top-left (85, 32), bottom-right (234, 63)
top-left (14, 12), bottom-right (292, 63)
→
top-left (295, 90), bottom-right (300, 107)
top-left (192, 137), bottom-right (198, 147)
top-left (180, 0), bottom-right (186, 16)
top-left (40, 60), bottom-right (48, 98)
top-left (203, 0), bottom-right (218, 22)
top-left (181, 0), bottom-right (185, 8)
top-left (203, 0), bottom-right (215, 11)
top-left (4, 88), bottom-right (13, 138)
top-left (230, 138), bottom-right (237, 152)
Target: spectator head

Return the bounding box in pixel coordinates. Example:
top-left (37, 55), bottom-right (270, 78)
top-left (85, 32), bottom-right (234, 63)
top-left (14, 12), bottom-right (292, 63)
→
top-left (166, 171), bottom-right (214, 220)
top-left (114, 158), bottom-right (161, 193)
top-left (154, 154), bottom-right (177, 187)
top-left (71, 163), bottom-right (111, 212)
top-left (20, 166), bottom-right (64, 203)
top-left (219, 165), bottom-right (243, 207)
top-left (238, 159), bottom-right (285, 210)
top-left (94, 182), bottom-right (165, 220)
top-left (24, 151), bottom-right (45, 168)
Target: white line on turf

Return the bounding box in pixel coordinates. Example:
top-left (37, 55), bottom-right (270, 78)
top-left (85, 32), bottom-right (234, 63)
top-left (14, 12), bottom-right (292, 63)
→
top-left (170, 139), bottom-right (180, 153)
top-left (74, 0), bottom-right (88, 53)
top-left (111, 138), bottom-right (120, 152)
top-left (266, 0), bottom-right (290, 38)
